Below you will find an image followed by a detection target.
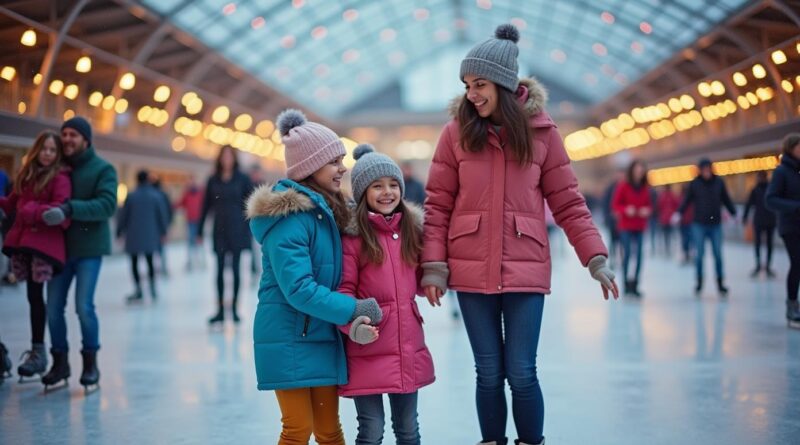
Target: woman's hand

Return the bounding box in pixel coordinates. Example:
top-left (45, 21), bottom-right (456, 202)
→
top-left (587, 255), bottom-right (619, 300)
top-left (424, 285), bottom-right (443, 307)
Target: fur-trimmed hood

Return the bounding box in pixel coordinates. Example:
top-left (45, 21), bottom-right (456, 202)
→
top-left (342, 201), bottom-right (424, 237)
top-left (246, 183), bottom-right (315, 219)
top-left (447, 77), bottom-right (549, 120)
top-left (246, 180), bottom-right (324, 243)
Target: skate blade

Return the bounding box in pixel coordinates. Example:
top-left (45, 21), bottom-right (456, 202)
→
top-left (43, 379), bottom-right (69, 394)
top-left (82, 383), bottom-right (100, 395)
top-left (17, 374), bottom-right (44, 384)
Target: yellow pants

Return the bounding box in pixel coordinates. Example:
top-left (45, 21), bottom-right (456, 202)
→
top-left (274, 385), bottom-right (345, 445)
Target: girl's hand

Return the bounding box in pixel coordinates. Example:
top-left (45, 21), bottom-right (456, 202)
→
top-left (349, 316), bottom-right (380, 345)
top-left (424, 285), bottom-right (443, 307)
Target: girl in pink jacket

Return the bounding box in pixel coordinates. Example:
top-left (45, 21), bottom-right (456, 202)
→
top-left (338, 144), bottom-right (435, 445)
top-left (421, 24), bottom-right (618, 445)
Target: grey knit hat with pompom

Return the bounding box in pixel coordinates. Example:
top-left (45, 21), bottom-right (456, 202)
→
top-left (350, 144), bottom-right (405, 204)
top-left (276, 108), bottom-right (346, 181)
top-left (460, 24), bottom-right (520, 92)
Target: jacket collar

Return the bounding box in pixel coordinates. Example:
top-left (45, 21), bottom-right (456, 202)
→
top-left (781, 154), bottom-right (799, 171)
top-left (68, 146), bottom-right (95, 168)
top-left (246, 179), bottom-right (317, 219)
top-left (447, 77), bottom-right (555, 129)
top-left (342, 201), bottom-right (424, 237)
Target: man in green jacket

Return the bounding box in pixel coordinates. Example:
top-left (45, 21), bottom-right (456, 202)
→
top-left (40, 117), bottom-right (118, 392)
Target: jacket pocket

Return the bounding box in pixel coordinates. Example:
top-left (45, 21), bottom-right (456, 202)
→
top-left (448, 213), bottom-right (481, 240)
top-left (348, 304), bottom-right (395, 357)
top-left (410, 301), bottom-right (424, 325)
top-left (513, 215), bottom-right (548, 261)
top-left (296, 313), bottom-right (337, 342)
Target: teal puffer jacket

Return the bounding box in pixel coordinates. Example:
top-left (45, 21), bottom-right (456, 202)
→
top-left (247, 179), bottom-right (357, 391)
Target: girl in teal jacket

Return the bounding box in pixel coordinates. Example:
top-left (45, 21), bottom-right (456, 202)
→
top-left (247, 109), bottom-right (381, 444)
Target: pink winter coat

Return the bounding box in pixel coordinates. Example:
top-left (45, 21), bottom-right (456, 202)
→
top-left (337, 205), bottom-right (435, 397)
top-left (0, 168), bottom-right (72, 270)
top-left (422, 78), bottom-right (607, 295)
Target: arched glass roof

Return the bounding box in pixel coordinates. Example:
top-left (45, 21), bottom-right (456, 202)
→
top-left (140, 0), bottom-right (749, 118)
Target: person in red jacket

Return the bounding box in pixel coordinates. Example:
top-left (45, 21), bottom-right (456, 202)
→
top-left (420, 24), bottom-right (618, 445)
top-left (176, 176), bottom-right (204, 271)
top-left (657, 185), bottom-right (681, 257)
top-left (612, 160), bottom-right (652, 297)
top-left (0, 131), bottom-right (71, 381)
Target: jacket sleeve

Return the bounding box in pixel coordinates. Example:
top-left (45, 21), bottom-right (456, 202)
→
top-left (421, 124), bottom-right (459, 263)
top-left (337, 236), bottom-right (361, 334)
top-left (720, 180), bottom-right (736, 216)
top-left (116, 197), bottom-right (130, 238)
top-left (157, 195), bottom-right (169, 236)
top-left (20, 174), bottom-right (73, 228)
top-left (766, 169), bottom-right (800, 214)
top-left (70, 165), bottom-right (117, 221)
top-left (0, 193), bottom-right (18, 215)
top-left (743, 189), bottom-right (755, 222)
top-left (678, 181), bottom-right (695, 214)
top-left (540, 128), bottom-right (607, 266)
top-left (611, 181), bottom-right (625, 217)
top-left (264, 216), bottom-right (357, 325)
top-left (197, 177), bottom-right (213, 237)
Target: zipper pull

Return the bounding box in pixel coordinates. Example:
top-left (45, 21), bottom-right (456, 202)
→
top-left (302, 316), bottom-right (310, 337)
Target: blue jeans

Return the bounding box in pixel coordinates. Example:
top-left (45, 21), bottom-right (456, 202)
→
top-left (186, 221), bottom-right (199, 249)
top-left (353, 392), bottom-right (420, 445)
top-left (47, 257), bottom-right (103, 352)
top-left (620, 230), bottom-right (644, 284)
top-left (692, 223), bottom-right (724, 281)
top-left (458, 292), bottom-right (545, 445)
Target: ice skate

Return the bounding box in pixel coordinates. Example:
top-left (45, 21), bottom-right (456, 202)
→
top-left (42, 349), bottom-right (70, 392)
top-left (0, 342), bottom-right (11, 385)
top-left (17, 343), bottom-right (47, 383)
top-left (79, 350), bottom-right (100, 395)
top-left (787, 300), bottom-right (800, 329)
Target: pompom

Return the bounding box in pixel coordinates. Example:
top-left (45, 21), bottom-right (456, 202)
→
top-left (494, 24), bottom-right (519, 43)
top-left (276, 108), bottom-right (307, 137)
top-left (352, 144), bottom-right (375, 161)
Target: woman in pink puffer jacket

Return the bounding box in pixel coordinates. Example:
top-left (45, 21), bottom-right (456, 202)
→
top-left (338, 144), bottom-right (434, 445)
top-left (420, 24), bottom-right (619, 445)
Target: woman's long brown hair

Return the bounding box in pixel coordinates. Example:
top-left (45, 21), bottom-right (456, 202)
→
top-left (457, 84), bottom-right (534, 166)
top-left (298, 178), bottom-right (351, 232)
top-left (15, 131), bottom-right (63, 195)
top-left (356, 197), bottom-right (422, 266)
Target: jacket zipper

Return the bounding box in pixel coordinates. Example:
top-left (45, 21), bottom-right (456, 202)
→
top-left (302, 315), bottom-right (310, 337)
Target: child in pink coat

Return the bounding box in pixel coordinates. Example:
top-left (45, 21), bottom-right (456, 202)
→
top-left (338, 144), bottom-right (435, 445)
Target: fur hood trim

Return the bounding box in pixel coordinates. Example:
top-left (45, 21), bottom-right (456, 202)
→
top-left (246, 183), bottom-right (315, 219)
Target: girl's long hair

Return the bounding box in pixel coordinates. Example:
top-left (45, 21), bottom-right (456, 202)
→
top-left (457, 84), bottom-right (534, 166)
top-left (15, 131), bottom-right (63, 195)
top-left (298, 178), bottom-right (351, 232)
top-left (627, 159), bottom-right (648, 188)
top-left (356, 197), bottom-right (422, 266)
top-left (214, 145), bottom-right (239, 177)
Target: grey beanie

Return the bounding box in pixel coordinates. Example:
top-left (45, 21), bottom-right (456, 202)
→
top-left (350, 144), bottom-right (405, 204)
top-left (460, 24), bottom-right (520, 92)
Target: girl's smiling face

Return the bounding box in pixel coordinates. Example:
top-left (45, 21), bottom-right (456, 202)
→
top-left (365, 177), bottom-right (401, 216)
top-left (311, 155), bottom-right (347, 193)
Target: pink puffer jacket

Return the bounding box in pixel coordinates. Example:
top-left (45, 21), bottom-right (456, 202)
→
top-left (422, 78), bottom-right (607, 295)
top-left (338, 206), bottom-right (435, 397)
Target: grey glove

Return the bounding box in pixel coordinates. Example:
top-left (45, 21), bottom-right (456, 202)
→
top-left (349, 316), bottom-right (379, 345)
top-left (588, 255), bottom-right (615, 290)
top-left (42, 203), bottom-right (71, 226)
top-left (420, 262), bottom-right (449, 291)
top-left (351, 298), bottom-right (382, 324)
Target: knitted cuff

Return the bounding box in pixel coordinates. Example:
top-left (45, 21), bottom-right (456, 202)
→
top-left (420, 261), bottom-right (449, 291)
